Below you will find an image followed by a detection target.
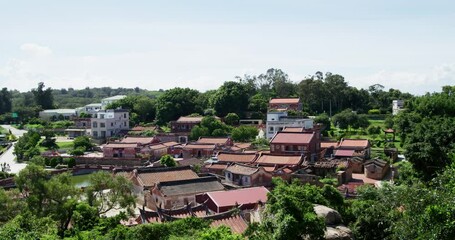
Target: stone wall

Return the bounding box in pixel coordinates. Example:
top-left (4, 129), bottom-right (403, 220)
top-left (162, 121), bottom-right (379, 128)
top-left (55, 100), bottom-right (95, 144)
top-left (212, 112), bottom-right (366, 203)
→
top-left (75, 157), bottom-right (146, 167)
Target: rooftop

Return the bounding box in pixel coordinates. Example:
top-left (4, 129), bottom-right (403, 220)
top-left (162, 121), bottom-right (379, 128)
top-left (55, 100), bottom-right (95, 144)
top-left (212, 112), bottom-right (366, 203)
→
top-left (121, 136), bottom-right (157, 145)
top-left (210, 215), bottom-right (248, 234)
top-left (321, 141), bottom-right (339, 149)
top-left (41, 109), bottom-right (76, 114)
top-left (334, 149), bottom-right (355, 157)
top-left (196, 137), bottom-right (229, 145)
top-left (157, 176), bottom-right (225, 197)
top-left (270, 132), bottom-right (315, 144)
top-left (102, 95), bottom-right (126, 101)
top-left (216, 152), bottom-right (257, 164)
top-left (176, 116), bottom-right (204, 123)
top-left (133, 166), bottom-right (199, 188)
top-left (225, 164), bottom-right (260, 175)
top-left (281, 127), bottom-right (304, 132)
top-left (183, 144), bottom-right (216, 150)
top-left (269, 98), bottom-right (300, 104)
top-left (104, 143), bottom-right (138, 148)
top-left (339, 139), bottom-right (370, 149)
top-left (205, 187), bottom-right (269, 208)
top-left (255, 153), bottom-right (303, 166)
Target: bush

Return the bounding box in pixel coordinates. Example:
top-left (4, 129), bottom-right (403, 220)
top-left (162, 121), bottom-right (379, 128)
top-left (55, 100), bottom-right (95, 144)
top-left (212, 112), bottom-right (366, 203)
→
top-left (367, 125), bottom-right (381, 135)
top-left (160, 154), bottom-right (177, 167)
top-left (368, 109), bottom-right (381, 115)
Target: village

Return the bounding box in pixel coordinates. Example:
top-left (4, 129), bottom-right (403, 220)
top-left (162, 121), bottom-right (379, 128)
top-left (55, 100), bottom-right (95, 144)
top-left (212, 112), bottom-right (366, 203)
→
top-left (0, 94), bottom-right (405, 239)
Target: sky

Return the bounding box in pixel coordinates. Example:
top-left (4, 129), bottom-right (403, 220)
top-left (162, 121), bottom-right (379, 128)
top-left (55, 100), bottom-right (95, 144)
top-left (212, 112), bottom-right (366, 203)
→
top-left (1, 1), bottom-right (455, 95)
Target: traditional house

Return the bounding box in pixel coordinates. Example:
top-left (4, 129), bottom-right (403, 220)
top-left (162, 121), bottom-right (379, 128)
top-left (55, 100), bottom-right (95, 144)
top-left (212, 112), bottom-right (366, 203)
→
top-left (321, 141), bottom-right (339, 157)
top-left (364, 158), bottom-right (389, 180)
top-left (336, 139), bottom-right (371, 159)
top-left (103, 143), bottom-right (139, 158)
top-left (120, 136), bottom-right (159, 145)
top-left (203, 163), bottom-right (229, 175)
top-left (196, 137), bottom-right (234, 149)
top-left (268, 98), bottom-right (302, 111)
top-left (196, 187), bottom-right (269, 213)
top-left (270, 131), bottom-right (320, 161)
top-left (101, 95), bottom-right (126, 109)
top-left (182, 144), bottom-right (216, 158)
top-left (170, 116), bottom-right (203, 134)
top-left (152, 176), bottom-right (225, 209)
top-left (254, 153), bottom-right (304, 168)
top-left (349, 157), bottom-right (365, 173)
top-left (215, 152), bottom-right (258, 164)
top-left (224, 164), bottom-right (273, 187)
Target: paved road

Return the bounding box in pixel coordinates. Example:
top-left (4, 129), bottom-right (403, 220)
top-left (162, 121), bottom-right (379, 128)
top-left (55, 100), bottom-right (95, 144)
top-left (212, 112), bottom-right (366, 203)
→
top-left (0, 125), bottom-right (28, 174)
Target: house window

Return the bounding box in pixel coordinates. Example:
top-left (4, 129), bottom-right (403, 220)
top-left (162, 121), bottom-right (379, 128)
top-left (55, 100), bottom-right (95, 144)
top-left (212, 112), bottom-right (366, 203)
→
top-left (124, 113), bottom-right (127, 118)
top-left (93, 131), bottom-right (98, 137)
top-left (271, 145), bottom-right (275, 151)
top-left (100, 114), bottom-right (105, 119)
top-left (269, 127), bottom-right (273, 132)
top-left (111, 122), bottom-right (114, 127)
top-left (100, 123), bottom-right (105, 128)
top-left (93, 122), bottom-right (98, 128)
top-left (124, 122), bottom-right (127, 126)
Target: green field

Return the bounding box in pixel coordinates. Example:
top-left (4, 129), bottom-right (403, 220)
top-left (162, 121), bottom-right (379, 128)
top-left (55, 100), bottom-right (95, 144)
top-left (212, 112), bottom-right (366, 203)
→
top-left (38, 139), bottom-right (74, 152)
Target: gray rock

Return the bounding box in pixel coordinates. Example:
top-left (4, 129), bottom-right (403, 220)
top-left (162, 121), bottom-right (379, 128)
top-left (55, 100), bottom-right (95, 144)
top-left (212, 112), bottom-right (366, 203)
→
top-left (313, 204), bottom-right (342, 225)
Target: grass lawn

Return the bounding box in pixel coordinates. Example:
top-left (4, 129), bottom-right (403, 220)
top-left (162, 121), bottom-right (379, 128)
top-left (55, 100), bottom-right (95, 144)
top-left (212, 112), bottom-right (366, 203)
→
top-left (328, 119), bottom-right (404, 152)
top-left (38, 138), bottom-right (74, 152)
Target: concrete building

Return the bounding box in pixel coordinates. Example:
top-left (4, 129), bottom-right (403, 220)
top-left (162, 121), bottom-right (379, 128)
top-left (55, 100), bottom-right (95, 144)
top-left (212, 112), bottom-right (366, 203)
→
top-left (266, 112), bottom-right (314, 139)
top-left (76, 103), bottom-right (103, 116)
top-left (392, 100), bottom-right (404, 115)
top-left (91, 109), bottom-right (129, 139)
top-left (268, 98), bottom-right (302, 111)
top-left (101, 95), bottom-right (126, 109)
top-left (39, 109), bottom-right (77, 121)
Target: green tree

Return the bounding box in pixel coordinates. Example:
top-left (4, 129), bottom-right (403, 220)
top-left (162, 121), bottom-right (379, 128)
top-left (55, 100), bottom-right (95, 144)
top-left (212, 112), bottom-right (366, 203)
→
top-left (73, 136), bottom-right (93, 151)
top-left (160, 154), bottom-right (177, 167)
top-left (31, 82), bottom-right (54, 109)
top-left (39, 130), bottom-right (58, 150)
top-left (231, 126), bottom-right (258, 142)
top-left (85, 171), bottom-right (136, 216)
top-left (224, 113), bottom-right (240, 126)
top-left (211, 81), bottom-right (249, 117)
top-left (155, 88), bottom-right (202, 124)
top-left (249, 178), bottom-right (326, 240)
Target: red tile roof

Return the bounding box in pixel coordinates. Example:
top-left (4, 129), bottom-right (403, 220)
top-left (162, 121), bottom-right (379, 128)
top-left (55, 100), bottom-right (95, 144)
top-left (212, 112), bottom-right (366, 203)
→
top-left (282, 127), bottom-right (304, 132)
top-left (134, 166), bottom-right (199, 188)
top-left (225, 164), bottom-right (260, 175)
top-left (176, 116), bottom-right (204, 122)
top-left (321, 141), bottom-right (339, 148)
top-left (216, 152), bottom-right (257, 163)
top-left (269, 98), bottom-right (300, 104)
top-left (334, 149), bottom-right (355, 157)
top-left (255, 154), bottom-right (303, 166)
top-left (339, 139), bottom-right (370, 149)
top-left (104, 143), bottom-right (139, 148)
top-left (197, 137), bottom-right (229, 145)
top-left (121, 136), bottom-right (156, 145)
top-left (205, 187), bottom-right (269, 208)
top-left (183, 144), bottom-right (216, 150)
top-left (270, 132), bottom-right (315, 144)
top-left (210, 215), bottom-right (248, 234)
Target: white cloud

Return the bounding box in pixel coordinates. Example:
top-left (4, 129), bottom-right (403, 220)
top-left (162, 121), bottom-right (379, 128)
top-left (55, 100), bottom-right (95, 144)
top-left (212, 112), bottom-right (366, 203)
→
top-left (20, 43), bottom-right (53, 57)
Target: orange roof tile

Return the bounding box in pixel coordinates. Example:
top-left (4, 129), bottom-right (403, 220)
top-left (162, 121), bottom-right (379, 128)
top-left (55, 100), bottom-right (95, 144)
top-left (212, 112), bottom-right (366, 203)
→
top-left (197, 137), bottom-right (229, 145)
top-left (225, 164), bottom-right (259, 175)
top-left (217, 152), bottom-right (257, 163)
top-left (270, 132), bottom-right (315, 144)
top-left (104, 143), bottom-right (138, 148)
top-left (206, 187), bottom-right (269, 208)
top-left (269, 98), bottom-right (300, 104)
top-left (255, 154), bottom-right (302, 166)
top-left (176, 116), bottom-right (204, 122)
top-left (183, 144), bottom-right (215, 150)
top-left (210, 215), bottom-right (248, 234)
top-left (321, 141), bottom-right (339, 148)
top-left (121, 136), bottom-right (156, 145)
top-left (134, 166), bottom-right (199, 188)
top-left (339, 139), bottom-right (370, 149)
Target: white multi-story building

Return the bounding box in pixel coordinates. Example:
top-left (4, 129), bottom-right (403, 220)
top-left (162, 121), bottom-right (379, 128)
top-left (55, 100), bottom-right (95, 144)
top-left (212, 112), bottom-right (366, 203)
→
top-left (266, 112), bottom-right (314, 139)
top-left (39, 109), bottom-right (77, 121)
top-left (91, 109), bottom-right (130, 139)
top-left (392, 100), bottom-right (404, 115)
top-left (101, 95), bottom-right (126, 109)
top-left (76, 103), bottom-right (103, 117)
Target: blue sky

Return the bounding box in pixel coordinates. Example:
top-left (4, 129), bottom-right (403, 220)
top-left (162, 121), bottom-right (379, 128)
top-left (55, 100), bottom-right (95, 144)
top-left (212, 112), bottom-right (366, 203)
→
top-left (1, 1), bottom-right (454, 94)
